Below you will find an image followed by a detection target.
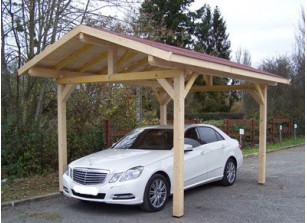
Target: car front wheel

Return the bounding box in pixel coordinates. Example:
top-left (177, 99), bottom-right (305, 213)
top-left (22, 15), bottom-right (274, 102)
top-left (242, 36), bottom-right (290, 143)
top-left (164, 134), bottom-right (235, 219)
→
top-left (141, 174), bottom-right (169, 212)
top-left (221, 158), bottom-right (237, 186)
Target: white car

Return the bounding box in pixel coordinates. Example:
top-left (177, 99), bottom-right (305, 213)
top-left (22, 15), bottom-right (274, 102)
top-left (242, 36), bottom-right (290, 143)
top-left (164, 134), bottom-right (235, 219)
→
top-left (63, 124), bottom-right (243, 212)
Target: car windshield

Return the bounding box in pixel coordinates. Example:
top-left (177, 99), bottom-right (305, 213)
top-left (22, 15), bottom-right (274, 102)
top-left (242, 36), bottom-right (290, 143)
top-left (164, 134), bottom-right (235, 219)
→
top-left (112, 128), bottom-right (173, 150)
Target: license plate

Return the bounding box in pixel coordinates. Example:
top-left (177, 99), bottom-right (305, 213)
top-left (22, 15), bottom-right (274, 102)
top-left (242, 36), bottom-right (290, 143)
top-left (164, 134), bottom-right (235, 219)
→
top-left (73, 185), bottom-right (98, 196)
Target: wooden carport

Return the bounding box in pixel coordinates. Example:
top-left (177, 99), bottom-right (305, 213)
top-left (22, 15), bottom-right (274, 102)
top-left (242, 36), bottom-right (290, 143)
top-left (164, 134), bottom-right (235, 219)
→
top-left (18, 25), bottom-right (290, 217)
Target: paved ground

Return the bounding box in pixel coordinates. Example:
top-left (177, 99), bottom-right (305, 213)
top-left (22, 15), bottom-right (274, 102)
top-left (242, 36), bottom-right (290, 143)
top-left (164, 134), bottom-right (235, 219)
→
top-left (1, 145), bottom-right (305, 223)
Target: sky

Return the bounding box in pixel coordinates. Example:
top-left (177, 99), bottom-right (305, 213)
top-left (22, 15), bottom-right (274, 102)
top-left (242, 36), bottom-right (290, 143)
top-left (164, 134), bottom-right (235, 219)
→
top-left (191, 0), bottom-right (304, 67)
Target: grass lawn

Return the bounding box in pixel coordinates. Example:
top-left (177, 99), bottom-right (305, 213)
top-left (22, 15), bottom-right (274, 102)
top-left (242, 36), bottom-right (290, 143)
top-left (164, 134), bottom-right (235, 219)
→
top-left (1, 136), bottom-right (304, 203)
top-left (243, 136), bottom-right (305, 155)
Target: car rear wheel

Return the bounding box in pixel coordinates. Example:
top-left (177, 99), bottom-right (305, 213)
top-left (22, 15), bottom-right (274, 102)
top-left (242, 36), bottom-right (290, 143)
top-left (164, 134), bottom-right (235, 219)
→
top-left (141, 174), bottom-right (169, 212)
top-left (221, 158), bottom-right (237, 186)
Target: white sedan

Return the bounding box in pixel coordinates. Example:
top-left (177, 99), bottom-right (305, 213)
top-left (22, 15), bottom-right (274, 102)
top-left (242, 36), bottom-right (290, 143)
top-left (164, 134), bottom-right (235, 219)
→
top-left (63, 124), bottom-right (243, 212)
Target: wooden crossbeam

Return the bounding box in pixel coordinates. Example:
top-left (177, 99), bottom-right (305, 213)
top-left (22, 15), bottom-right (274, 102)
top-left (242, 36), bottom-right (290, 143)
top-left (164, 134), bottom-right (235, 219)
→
top-left (54, 44), bottom-right (93, 70)
top-left (56, 69), bottom-right (181, 84)
top-left (190, 84), bottom-right (257, 92)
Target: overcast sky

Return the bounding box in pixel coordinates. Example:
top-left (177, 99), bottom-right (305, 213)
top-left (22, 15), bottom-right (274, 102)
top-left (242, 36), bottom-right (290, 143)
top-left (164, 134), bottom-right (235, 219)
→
top-left (191, 0), bottom-right (304, 67)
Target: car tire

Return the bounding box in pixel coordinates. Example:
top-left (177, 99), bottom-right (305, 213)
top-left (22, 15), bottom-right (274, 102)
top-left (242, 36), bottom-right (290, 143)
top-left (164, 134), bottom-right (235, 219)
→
top-left (141, 174), bottom-right (169, 212)
top-left (221, 158), bottom-right (237, 186)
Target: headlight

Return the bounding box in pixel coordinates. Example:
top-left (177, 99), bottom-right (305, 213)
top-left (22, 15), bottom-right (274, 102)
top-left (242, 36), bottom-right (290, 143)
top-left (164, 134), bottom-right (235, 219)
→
top-left (120, 166), bottom-right (144, 182)
top-left (64, 166), bottom-right (72, 178)
top-left (109, 172), bottom-right (123, 183)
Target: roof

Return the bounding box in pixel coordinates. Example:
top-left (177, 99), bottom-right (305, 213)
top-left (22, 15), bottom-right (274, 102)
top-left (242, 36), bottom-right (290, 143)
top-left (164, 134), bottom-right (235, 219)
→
top-left (18, 25), bottom-right (290, 86)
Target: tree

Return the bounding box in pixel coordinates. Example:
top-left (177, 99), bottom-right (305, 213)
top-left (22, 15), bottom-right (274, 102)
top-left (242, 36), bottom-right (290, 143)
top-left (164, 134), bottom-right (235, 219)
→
top-left (138, 0), bottom-right (194, 47)
top-left (193, 5), bottom-right (231, 59)
top-left (1, 0), bottom-right (140, 177)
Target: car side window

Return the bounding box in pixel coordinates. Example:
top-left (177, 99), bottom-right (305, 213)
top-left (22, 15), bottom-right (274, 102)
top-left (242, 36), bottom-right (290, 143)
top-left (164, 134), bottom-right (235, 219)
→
top-left (184, 128), bottom-right (202, 146)
top-left (197, 127), bottom-right (224, 144)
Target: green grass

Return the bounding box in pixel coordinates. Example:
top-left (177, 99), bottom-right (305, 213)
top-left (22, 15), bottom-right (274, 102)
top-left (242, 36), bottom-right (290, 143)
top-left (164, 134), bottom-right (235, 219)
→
top-left (243, 136), bottom-right (305, 155)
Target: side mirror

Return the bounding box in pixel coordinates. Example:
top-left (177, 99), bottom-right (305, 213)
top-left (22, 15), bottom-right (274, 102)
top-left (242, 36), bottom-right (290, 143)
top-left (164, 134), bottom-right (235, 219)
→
top-left (184, 144), bottom-right (193, 152)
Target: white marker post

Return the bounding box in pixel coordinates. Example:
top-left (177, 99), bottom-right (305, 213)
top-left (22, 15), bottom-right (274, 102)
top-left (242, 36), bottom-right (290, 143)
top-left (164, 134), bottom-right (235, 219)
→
top-left (294, 124), bottom-right (298, 140)
top-left (279, 125), bottom-right (283, 142)
top-left (239, 128), bottom-right (244, 148)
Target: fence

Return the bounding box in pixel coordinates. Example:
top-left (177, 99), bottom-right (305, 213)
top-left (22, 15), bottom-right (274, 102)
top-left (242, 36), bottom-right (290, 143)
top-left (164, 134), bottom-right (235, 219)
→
top-left (102, 118), bottom-right (294, 148)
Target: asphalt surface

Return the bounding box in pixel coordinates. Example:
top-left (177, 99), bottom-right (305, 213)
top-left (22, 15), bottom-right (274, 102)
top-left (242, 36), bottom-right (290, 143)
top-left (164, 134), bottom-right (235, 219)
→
top-left (1, 145), bottom-right (305, 223)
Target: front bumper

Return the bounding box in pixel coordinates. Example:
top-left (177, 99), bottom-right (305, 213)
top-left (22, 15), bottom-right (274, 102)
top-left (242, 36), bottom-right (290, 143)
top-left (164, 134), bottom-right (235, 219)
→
top-left (62, 173), bottom-right (147, 205)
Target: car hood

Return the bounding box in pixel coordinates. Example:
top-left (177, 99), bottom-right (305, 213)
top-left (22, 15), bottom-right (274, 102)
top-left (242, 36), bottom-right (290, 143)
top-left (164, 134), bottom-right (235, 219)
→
top-left (69, 148), bottom-right (171, 172)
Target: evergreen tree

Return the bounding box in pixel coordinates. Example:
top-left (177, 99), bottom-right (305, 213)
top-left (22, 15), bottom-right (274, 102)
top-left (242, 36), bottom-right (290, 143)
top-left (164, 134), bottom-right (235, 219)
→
top-left (138, 0), bottom-right (194, 47)
top-left (193, 5), bottom-right (231, 59)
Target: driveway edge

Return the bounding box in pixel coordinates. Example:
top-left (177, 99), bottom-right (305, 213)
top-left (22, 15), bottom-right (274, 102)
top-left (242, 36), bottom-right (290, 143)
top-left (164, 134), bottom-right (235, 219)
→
top-left (1, 192), bottom-right (61, 208)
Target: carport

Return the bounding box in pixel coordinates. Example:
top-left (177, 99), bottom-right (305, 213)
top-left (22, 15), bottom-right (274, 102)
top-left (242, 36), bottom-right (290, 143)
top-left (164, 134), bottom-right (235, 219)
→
top-left (18, 25), bottom-right (289, 217)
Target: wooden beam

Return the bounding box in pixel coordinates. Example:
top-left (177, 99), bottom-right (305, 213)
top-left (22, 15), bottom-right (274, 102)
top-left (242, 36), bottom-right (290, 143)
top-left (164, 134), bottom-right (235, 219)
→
top-left (124, 57), bottom-right (148, 73)
top-left (255, 84), bottom-right (265, 105)
top-left (153, 89), bottom-right (171, 125)
top-left (190, 84), bottom-right (257, 92)
top-left (108, 48), bottom-right (117, 74)
top-left (148, 55), bottom-right (282, 86)
top-left (76, 51), bottom-right (108, 72)
top-left (28, 67), bottom-right (93, 78)
top-left (258, 85), bottom-right (268, 184)
top-left (184, 73), bottom-right (198, 98)
top-left (57, 85), bottom-right (67, 192)
top-left (54, 44), bottom-right (93, 70)
top-left (203, 74), bottom-right (213, 86)
top-left (56, 69), bottom-right (182, 84)
top-left (157, 79), bottom-right (175, 100)
top-left (117, 50), bottom-right (137, 69)
top-left (60, 84), bottom-right (76, 102)
top-left (79, 33), bottom-right (117, 48)
top-left (172, 72), bottom-right (185, 217)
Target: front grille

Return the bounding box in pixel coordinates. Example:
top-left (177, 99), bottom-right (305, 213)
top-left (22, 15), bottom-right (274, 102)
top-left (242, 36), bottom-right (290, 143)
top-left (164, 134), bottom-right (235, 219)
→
top-left (73, 168), bottom-right (108, 185)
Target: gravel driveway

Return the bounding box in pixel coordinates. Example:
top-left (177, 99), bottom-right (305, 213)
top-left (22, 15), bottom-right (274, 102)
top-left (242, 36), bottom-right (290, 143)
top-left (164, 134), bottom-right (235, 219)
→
top-left (1, 145), bottom-right (305, 223)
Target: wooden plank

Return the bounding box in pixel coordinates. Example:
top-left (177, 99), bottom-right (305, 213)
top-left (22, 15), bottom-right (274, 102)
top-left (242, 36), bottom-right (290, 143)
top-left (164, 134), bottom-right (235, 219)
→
top-left (124, 57), bottom-right (148, 73)
top-left (258, 85), bottom-right (267, 184)
top-left (18, 26), bottom-right (83, 75)
top-left (172, 72), bottom-right (185, 217)
top-left (56, 69), bottom-right (182, 84)
top-left (76, 51), bottom-right (108, 72)
top-left (117, 50), bottom-right (138, 69)
top-left (79, 33), bottom-right (117, 48)
top-left (54, 44), bottom-right (94, 70)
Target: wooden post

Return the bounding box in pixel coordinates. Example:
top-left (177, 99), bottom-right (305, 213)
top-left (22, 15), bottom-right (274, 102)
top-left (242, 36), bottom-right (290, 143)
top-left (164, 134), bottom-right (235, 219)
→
top-left (173, 73), bottom-right (185, 217)
top-left (258, 85), bottom-right (267, 184)
top-left (57, 84), bottom-right (75, 191)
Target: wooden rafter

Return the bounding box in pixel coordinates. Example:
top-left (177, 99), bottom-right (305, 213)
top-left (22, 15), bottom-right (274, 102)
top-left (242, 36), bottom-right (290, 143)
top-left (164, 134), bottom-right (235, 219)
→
top-left (76, 51), bottom-right (108, 72)
top-left (54, 44), bottom-right (93, 70)
top-left (117, 50), bottom-right (138, 69)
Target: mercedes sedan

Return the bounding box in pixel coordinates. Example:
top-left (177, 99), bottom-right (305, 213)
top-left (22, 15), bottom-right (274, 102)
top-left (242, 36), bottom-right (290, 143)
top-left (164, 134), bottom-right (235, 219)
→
top-left (63, 124), bottom-right (243, 212)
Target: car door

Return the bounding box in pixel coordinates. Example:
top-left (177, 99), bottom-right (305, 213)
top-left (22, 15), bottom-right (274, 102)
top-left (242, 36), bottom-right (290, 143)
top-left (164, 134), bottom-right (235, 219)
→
top-left (183, 127), bottom-right (207, 188)
top-left (197, 126), bottom-right (226, 181)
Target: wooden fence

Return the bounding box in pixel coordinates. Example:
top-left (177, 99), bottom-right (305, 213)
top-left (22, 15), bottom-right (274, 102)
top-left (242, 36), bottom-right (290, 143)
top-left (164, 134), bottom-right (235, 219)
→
top-left (102, 118), bottom-right (294, 148)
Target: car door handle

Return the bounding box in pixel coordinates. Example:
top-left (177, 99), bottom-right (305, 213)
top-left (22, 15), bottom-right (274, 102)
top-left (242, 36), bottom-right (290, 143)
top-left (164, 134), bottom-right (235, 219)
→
top-left (201, 151), bottom-right (206, 155)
